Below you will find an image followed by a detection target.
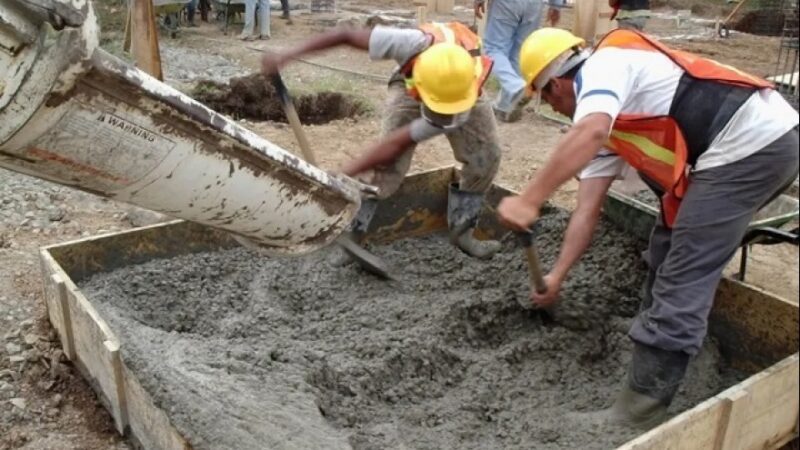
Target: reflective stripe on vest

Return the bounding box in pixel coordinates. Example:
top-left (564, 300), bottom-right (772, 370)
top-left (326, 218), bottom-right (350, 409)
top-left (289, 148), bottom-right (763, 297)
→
top-left (402, 22), bottom-right (492, 100)
top-left (595, 29), bottom-right (770, 227)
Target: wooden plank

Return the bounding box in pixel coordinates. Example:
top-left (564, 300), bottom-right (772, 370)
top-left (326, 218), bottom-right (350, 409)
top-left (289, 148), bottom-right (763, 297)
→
top-left (39, 251), bottom-right (77, 361)
top-left (130, 0), bottom-right (163, 80)
top-left (618, 355), bottom-right (799, 450)
top-left (714, 389), bottom-right (748, 450)
top-left (106, 340), bottom-right (129, 434)
top-left (53, 274), bottom-right (77, 361)
top-left (63, 281), bottom-right (127, 435)
top-left (710, 279), bottom-right (799, 373)
top-left (44, 220), bottom-right (232, 284)
top-left (618, 394), bottom-right (727, 449)
top-left (719, 355), bottom-right (799, 450)
top-left (124, 364), bottom-right (192, 450)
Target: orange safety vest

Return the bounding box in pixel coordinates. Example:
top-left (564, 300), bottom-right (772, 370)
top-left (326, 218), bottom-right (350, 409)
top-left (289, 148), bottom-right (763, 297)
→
top-left (400, 22), bottom-right (493, 101)
top-left (595, 29), bottom-right (773, 227)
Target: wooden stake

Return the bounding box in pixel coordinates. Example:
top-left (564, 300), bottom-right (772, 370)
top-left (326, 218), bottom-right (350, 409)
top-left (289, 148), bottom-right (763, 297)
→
top-left (416, 6), bottom-right (426, 25)
top-left (130, 0), bottom-right (163, 80)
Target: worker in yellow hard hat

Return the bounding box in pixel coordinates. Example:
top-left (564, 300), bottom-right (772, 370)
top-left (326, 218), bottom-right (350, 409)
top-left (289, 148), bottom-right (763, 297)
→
top-left (498, 27), bottom-right (798, 429)
top-left (262, 22), bottom-right (503, 263)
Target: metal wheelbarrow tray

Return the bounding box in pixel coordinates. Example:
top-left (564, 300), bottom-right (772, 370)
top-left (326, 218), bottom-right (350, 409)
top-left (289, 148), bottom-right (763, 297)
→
top-left (39, 167), bottom-right (798, 450)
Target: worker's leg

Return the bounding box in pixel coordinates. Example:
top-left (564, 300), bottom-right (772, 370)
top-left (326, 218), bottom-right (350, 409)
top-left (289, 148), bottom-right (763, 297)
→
top-left (444, 95), bottom-right (502, 258)
top-left (256, 0), bottom-right (270, 38)
top-left (186, 0), bottom-right (197, 26)
top-left (280, 0), bottom-right (291, 19)
top-left (499, 0), bottom-right (543, 121)
top-left (239, 0), bottom-right (256, 39)
top-left (604, 128), bottom-right (800, 428)
top-left (640, 218), bottom-right (671, 311)
top-left (329, 85), bottom-right (418, 266)
top-left (484, 0), bottom-right (528, 119)
top-left (632, 129), bottom-right (800, 355)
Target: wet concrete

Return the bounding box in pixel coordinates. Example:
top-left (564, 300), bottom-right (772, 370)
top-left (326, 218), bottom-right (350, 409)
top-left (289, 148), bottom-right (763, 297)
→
top-left (80, 209), bottom-right (743, 450)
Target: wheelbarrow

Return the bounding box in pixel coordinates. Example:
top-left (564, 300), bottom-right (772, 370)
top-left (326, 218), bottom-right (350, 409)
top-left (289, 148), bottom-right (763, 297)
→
top-left (153, 0), bottom-right (193, 38)
top-left (212, 0), bottom-right (246, 34)
top-left (604, 188), bottom-right (799, 282)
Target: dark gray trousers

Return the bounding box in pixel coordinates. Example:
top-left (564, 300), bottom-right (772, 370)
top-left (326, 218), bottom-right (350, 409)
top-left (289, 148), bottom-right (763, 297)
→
top-left (630, 128), bottom-right (799, 355)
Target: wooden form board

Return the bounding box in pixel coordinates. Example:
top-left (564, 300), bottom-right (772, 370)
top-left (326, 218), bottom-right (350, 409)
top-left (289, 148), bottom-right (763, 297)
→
top-left (412, 0), bottom-right (452, 15)
top-left (572, 0), bottom-right (615, 43)
top-left (40, 246), bottom-right (190, 450)
top-left (39, 167), bottom-right (798, 450)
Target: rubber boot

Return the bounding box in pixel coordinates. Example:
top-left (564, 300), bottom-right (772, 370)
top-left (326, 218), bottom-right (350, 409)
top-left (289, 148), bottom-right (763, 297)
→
top-left (328, 199), bottom-right (378, 267)
top-left (580, 342), bottom-right (690, 430)
top-left (447, 183), bottom-right (501, 259)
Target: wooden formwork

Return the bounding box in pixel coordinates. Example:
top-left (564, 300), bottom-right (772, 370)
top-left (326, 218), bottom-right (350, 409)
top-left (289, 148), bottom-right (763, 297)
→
top-left (39, 167), bottom-right (799, 450)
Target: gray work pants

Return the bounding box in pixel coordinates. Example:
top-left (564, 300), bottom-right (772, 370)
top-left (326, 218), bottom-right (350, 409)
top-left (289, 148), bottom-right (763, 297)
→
top-left (367, 83), bottom-right (502, 199)
top-left (630, 128), bottom-right (800, 355)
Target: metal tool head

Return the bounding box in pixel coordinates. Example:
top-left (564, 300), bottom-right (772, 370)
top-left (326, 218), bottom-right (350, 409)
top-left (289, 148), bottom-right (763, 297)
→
top-left (336, 236), bottom-right (396, 280)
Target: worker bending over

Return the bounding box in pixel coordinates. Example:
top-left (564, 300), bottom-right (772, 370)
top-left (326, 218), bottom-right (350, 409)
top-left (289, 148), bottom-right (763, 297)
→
top-left (498, 28), bottom-right (799, 428)
top-left (262, 22), bottom-right (503, 261)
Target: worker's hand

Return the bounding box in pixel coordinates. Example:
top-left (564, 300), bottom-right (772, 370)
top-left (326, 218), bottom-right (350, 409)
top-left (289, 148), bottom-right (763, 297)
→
top-left (531, 273), bottom-right (561, 308)
top-left (260, 52), bottom-right (288, 76)
top-left (497, 195), bottom-right (540, 231)
top-left (547, 7), bottom-right (561, 26)
top-left (474, 0), bottom-right (486, 19)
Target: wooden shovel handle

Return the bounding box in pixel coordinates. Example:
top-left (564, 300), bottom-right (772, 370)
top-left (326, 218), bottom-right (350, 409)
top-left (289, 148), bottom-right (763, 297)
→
top-left (516, 229), bottom-right (547, 294)
top-left (269, 73), bottom-right (317, 166)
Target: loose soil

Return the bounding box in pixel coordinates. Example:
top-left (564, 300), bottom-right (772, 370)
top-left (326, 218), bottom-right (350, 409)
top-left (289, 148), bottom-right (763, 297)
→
top-left (193, 73), bottom-right (367, 124)
top-left (80, 209), bottom-right (743, 450)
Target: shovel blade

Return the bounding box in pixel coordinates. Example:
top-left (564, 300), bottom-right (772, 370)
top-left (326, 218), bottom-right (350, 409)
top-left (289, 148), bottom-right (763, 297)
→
top-left (336, 236), bottom-right (395, 280)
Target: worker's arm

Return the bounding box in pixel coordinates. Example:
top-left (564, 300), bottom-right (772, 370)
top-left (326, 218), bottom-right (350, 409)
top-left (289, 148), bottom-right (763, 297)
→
top-left (341, 125), bottom-right (414, 177)
top-left (497, 112), bottom-right (613, 231)
top-left (261, 29), bottom-right (372, 74)
top-left (531, 175), bottom-right (614, 307)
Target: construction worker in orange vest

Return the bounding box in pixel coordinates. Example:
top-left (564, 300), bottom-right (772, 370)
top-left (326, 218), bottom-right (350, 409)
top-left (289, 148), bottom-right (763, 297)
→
top-left (261, 22), bottom-right (503, 264)
top-left (498, 28), bottom-right (799, 428)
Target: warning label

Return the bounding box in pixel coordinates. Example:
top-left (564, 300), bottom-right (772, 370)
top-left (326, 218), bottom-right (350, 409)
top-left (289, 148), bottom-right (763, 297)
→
top-left (28, 101), bottom-right (174, 192)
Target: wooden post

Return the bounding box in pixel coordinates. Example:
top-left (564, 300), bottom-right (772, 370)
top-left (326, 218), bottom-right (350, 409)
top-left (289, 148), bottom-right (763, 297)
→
top-left (130, 0), bottom-right (163, 80)
top-left (436, 0), bottom-right (454, 14)
top-left (416, 6), bottom-right (426, 25)
top-left (51, 274), bottom-right (76, 361)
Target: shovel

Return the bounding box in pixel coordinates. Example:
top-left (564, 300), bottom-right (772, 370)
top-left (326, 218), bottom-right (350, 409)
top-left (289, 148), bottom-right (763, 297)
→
top-left (269, 72), bottom-right (395, 280)
top-left (515, 228), bottom-right (554, 322)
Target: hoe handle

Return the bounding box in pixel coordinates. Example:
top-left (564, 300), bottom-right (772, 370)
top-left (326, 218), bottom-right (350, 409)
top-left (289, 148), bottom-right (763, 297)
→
top-left (516, 229), bottom-right (547, 294)
top-left (270, 73), bottom-right (317, 166)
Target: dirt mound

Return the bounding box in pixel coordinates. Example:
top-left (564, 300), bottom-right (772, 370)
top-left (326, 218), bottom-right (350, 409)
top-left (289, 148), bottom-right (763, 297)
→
top-left (192, 73), bottom-right (367, 124)
top-left (732, 9), bottom-right (788, 36)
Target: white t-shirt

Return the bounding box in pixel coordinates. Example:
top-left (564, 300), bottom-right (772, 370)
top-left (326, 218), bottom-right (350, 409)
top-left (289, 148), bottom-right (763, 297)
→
top-left (577, 47), bottom-right (799, 180)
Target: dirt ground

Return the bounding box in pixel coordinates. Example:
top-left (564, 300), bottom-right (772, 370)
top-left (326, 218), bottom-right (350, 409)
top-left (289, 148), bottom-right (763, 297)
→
top-left (0, 0), bottom-right (797, 448)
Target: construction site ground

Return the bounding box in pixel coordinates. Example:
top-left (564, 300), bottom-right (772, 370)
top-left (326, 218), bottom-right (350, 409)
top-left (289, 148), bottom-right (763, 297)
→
top-left (0, 0), bottom-right (797, 448)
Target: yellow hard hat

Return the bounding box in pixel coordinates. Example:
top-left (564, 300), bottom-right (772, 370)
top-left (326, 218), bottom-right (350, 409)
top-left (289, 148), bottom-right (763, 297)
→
top-left (412, 43), bottom-right (479, 115)
top-left (519, 28), bottom-right (585, 94)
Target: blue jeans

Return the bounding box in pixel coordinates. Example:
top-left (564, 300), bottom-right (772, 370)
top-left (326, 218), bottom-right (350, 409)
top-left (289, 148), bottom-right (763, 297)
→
top-left (483, 0), bottom-right (545, 112)
top-left (243, 0), bottom-right (270, 37)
